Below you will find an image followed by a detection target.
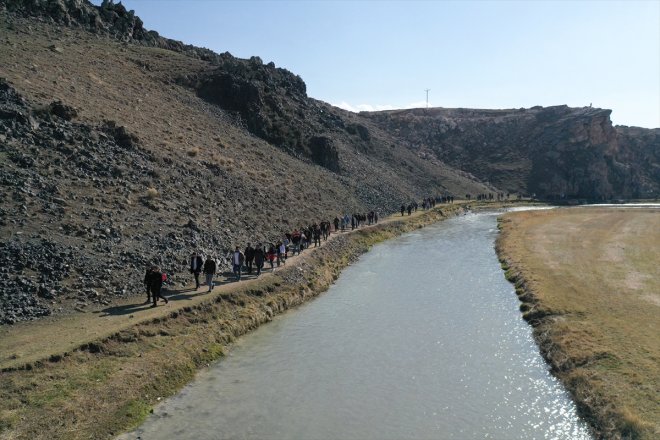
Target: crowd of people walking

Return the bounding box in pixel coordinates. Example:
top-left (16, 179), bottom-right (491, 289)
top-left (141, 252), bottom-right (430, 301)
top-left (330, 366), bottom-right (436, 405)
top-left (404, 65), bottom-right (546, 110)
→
top-left (144, 195), bottom-right (463, 306)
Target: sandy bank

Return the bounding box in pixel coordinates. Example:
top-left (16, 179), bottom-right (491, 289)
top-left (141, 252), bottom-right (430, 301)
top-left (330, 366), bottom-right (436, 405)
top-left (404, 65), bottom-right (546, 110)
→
top-left (497, 207), bottom-right (659, 439)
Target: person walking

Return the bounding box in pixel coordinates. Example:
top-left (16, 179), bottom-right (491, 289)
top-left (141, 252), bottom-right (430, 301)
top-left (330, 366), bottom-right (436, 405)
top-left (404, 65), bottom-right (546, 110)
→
top-left (321, 221), bottom-right (329, 241)
top-left (203, 255), bottom-right (216, 292)
top-left (283, 235), bottom-right (290, 259)
top-left (254, 244), bottom-right (265, 276)
top-left (244, 243), bottom-right (255, 275)
top-left (189, 251), bottom-right (203, 290)
top-left (291, 230), bottom-right (301, 255)
top-left (231, 247), bottom-right (244, 281)
top-left (277, 240), bottom-right (286, 266)
top-left (313, 225), bottom-right (321, 247)
top-left (267, 244), bottom-right (276, 271)
top-left (148, 266), bottom-right (168, 307)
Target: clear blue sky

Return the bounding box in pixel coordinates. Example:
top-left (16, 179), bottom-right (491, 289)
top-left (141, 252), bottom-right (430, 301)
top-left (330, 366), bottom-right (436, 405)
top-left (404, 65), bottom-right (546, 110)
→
top-left (93, 0), bottom-right (659, 128)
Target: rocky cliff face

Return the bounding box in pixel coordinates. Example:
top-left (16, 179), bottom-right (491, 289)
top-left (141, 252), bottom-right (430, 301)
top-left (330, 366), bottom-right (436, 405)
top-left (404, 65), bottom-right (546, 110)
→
top-left (364, 106), bottom-right (659, 200)
top-left (615, 125), bottom-right (660, 198)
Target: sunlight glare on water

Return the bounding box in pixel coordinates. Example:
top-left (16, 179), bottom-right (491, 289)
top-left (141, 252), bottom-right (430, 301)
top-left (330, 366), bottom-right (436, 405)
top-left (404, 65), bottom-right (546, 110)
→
top-left (120, 212), bottom-right (592, 440)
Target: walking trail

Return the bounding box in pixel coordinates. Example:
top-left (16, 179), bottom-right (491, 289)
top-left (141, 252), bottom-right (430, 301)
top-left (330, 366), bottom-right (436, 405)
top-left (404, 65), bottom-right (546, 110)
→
top-left (0, 208), bottom-right (438, 370)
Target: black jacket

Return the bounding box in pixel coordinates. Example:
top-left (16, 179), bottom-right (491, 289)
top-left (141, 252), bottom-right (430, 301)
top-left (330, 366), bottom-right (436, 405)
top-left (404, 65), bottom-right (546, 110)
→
top-left (254, 248), bottom-right (265, 264)
top-left (244, 246), bottom-right (255, 261)
top-left (190, 255), bottom-right (203, 273)
top-left (147, 270), bottom-right (163, 291)
top-left (203, 258), bottom-right (216, 274)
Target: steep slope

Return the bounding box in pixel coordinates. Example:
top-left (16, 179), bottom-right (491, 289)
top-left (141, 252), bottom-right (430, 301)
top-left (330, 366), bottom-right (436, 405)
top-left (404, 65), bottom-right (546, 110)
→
top-left (364, 106), bottom-right (660, 200)
top-left (0, 1), bottom-right (490, 324)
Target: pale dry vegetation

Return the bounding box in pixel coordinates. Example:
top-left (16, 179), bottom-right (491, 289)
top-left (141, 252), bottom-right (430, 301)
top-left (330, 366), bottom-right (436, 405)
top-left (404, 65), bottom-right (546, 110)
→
top-left (497, 207), bottom-right (660, 439)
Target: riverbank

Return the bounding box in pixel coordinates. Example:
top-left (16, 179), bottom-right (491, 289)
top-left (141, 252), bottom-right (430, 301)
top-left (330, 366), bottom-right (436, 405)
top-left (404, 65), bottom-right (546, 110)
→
top-left (1, 202), bottom-right (508, 440)
top-left (496, 207), bottom-right (659, 439)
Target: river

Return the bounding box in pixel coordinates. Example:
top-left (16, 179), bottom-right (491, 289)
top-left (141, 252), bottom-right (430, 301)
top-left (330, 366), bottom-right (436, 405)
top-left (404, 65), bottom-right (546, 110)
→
top-left (121, 211), bottom-right (592, 440)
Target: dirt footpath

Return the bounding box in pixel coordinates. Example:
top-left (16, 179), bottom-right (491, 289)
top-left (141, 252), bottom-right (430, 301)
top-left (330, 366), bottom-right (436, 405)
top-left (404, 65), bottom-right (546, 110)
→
top-left (497, 207), bottom-right (659, 439)
top-left (0, 208), bottom-right (431, 371)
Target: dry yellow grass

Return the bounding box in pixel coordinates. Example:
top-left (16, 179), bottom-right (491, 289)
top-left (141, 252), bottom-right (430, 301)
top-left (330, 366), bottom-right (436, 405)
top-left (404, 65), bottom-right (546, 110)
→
top-left (497, 207), bottom-right (660, 439)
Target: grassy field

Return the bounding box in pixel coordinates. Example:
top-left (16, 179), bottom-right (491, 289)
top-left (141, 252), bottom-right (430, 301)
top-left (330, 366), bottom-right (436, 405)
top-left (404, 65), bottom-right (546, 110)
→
top-left (497, 207), bottom-right (659, 439)
top-left (0, 203), bottom-right (485, 440)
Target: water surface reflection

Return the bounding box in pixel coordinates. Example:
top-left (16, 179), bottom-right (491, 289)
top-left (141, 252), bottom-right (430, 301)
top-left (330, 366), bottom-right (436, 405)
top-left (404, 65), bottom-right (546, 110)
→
top-left (121, 212), bottom-right (592, 440)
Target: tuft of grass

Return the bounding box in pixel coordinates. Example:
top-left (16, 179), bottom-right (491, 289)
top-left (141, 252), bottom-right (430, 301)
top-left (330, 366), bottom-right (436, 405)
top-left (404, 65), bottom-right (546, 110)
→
top-left (146, 187), bottom-right (158, 199)
top-left (115, 399), bottom-right (152, 429)
top-left (217, 157), bottom-right (234, 167)
top-left (0, 411), bottom-right (19, 433)
top-left (617, 408), bottom-right (652, 440)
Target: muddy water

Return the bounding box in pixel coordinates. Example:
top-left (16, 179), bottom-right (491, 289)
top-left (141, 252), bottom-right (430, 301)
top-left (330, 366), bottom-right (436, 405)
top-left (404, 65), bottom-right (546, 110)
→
top-left (122, 212), bottom-right (592, 440)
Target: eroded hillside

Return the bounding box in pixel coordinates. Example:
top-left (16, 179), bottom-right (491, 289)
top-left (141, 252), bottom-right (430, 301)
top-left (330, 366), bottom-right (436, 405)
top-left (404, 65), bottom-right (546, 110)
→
top-left (0, 0), bottom-right (491, 324)
top-left (1, 0), bottom-right (658, 325)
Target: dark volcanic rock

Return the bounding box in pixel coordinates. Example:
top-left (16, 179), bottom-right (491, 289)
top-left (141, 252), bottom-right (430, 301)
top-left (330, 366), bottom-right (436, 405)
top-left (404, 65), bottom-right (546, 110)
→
top-left (4, 0), bottom-right (239, 64)
top-left (49, 100), bottom-right (77, 120)
top-left (190, 58), bottom-right (308, 152)
top-left (308, 136), bottom-right (340, 172)
top-left (0, 81), bottom-right (166, 323)
top-left (102, 120), bottom-right (139, 149)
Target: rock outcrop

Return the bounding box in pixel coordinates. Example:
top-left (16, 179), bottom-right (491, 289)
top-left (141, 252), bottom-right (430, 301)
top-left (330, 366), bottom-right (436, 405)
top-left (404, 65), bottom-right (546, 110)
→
top-left (4, 0), bottom-right (237, 62)
top-left (364, 106), bottom-right (659, 200)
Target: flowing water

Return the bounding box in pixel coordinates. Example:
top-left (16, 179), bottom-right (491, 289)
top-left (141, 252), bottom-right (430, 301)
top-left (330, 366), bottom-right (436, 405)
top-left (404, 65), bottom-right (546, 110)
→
top-left (121, 211), bottom-right (592, 440)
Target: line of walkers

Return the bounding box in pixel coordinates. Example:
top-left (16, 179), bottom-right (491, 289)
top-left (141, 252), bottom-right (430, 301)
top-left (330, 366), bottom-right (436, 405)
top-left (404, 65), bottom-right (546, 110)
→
top-left (144, 198), bottom-right (451, 306)
top-left (184, 212), bottom-right (384, 294)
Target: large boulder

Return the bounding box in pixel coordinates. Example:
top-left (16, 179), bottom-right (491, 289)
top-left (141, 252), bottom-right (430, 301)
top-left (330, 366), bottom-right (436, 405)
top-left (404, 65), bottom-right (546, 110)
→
top-left (308, 136), bottom-right (340, 172)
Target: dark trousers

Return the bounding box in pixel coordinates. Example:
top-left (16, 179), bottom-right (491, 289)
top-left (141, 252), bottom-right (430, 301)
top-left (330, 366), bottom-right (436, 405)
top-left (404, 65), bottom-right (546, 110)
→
top-left (151, 286), bottom-right (167, 306)
top-left (193, 271), bottom-right (201, 288)
top-left (246, 258), bottom-right (254, 274)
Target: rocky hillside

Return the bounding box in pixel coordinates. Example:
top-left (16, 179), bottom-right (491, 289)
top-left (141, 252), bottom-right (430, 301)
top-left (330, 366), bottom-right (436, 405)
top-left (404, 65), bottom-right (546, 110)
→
top-left (363, 106), bottom-right (659, 200)
top-left (1, 0), bottom-right (657, 326)
top-left (0, 0), bottom-right (491, 324)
